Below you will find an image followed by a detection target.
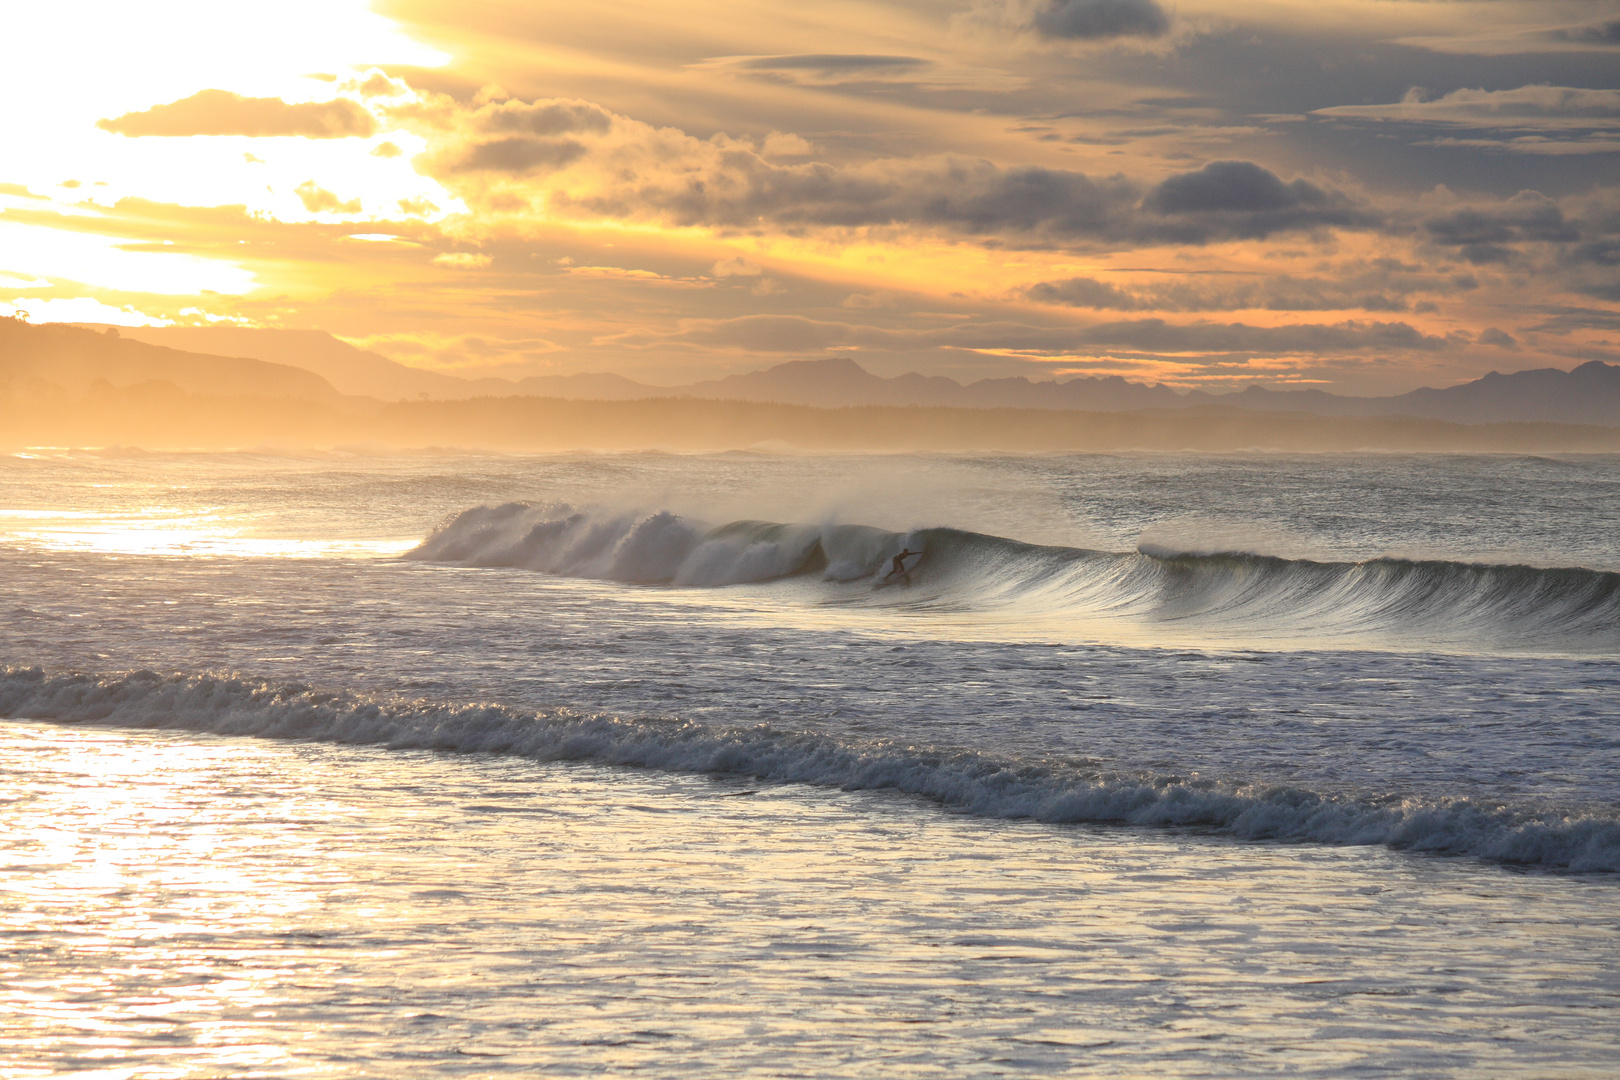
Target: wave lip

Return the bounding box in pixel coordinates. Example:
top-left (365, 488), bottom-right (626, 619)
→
top-left (409, 503), bottom-right (1620, 651)
top-left (4, 666), bottom-right (1616, 874)
top-left (408, 503), bottom-right (844, 587)
top-left (1130, 548), bottom-right (1620, 648)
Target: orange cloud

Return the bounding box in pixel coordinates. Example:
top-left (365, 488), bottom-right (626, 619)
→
top-left (295, 181), bottom-right (362, 214)
top-left (99, 89), bottom-right (376, 138)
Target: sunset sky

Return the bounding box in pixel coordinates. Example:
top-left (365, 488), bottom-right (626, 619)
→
top-left (3, 0), bottom-right (1618, 393)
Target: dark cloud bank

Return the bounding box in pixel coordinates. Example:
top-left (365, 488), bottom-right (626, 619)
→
top-left (443, 111), bottom-right (1379, 246)
top-left (1029, 0), bottom-right (1171, 41)
top-left (427, 93), bottom-right (1618, 270)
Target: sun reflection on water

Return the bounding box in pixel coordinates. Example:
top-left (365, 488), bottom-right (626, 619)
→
top-left (0, 506), bottom-right (413, 559)
top-left (4, 720), bottom-right (1619, 1077)
top-left (0, 725), bottom-right (351, 1077)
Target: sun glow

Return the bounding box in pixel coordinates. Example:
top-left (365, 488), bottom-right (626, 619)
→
top-left (0, 1), bottom-right (453, 323)
top-left (0, 0), bottom-right (1609, 391)
top-left (0, 506), bottom-right (414, 559)
top-left (0, 218), bottom-right (257, 297)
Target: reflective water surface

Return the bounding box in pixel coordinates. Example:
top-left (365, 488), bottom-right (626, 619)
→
top-left (3, 450), bottom-right (1618, 1076)
top-left (3, 721), bottom-right (1618, 1078)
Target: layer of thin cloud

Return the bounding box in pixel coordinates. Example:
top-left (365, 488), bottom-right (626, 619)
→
top-left (1313, 85), bottom-right (1620, 156)
top-left (718, 54), bottom-right (930, 78)
top-left (100, 89), bottom-right (377, 138)
top-left (1545, 18), bottom-right (1620, 47)
top-left (695, 53), bottom-right (1027, 92)
top-left (564, 265), bottom-right (712, 288)
top-left (626, 312), bottom-right (1462, 358)
top-left (1316, 86), bottom-right (1620, 127)
top-left (1027, 263), bottom-right (1482, 314)
top-left (431, 252), bottom-right (492, 270)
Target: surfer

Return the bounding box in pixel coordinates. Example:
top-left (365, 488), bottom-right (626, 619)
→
top-left (885, 548), bottom-right (919, 581)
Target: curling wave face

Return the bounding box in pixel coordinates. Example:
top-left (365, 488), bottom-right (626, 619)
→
top-left (408, 502), bottom-right (1620, 653)
top-left (4, 666), bottom-right (1617, 874)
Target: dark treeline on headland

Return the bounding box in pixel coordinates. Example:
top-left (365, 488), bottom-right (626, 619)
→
top-left (6, 378), bottom-right (1620, 453)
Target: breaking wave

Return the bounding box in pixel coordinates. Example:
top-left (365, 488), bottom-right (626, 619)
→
top-left (2, 666), bottom-right (1615, 874)
top-left (408, 502), bottom-right (1620, 651)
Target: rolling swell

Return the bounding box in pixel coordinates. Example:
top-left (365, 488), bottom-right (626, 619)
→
top-left (2, 666), bottom-right (1615, 873)
top-left (408, 503), bottom-right (1620, 650)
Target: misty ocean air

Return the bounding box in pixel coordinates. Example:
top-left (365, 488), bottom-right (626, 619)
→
top-left (2, 448), bottom-right (1618, 1076)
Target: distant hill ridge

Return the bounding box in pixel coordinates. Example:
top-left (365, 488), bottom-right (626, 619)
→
top-left (94, 325), bottom-right (652, 403)
top-left (55, 323), bottom-right (1620, 427)
top-left (3, 320), bottom-right (340, 403)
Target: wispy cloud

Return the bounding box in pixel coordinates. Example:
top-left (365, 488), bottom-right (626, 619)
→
top-left (1312, 85), bottom-right (1620, 156)
top-left (692, 53), bottom-right (1027, 92)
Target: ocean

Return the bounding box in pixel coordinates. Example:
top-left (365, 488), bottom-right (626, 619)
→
top-left (2, 448), bottom-right (1617, 1077)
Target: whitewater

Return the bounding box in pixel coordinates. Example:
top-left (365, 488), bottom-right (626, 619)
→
top-left (2, 449), bottom-right (1617, 1076)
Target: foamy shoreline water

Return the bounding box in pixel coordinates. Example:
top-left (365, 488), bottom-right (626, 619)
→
top-left (6, 666), bottom-right (1618, 872)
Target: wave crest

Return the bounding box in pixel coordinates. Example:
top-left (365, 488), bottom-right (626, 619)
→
top-left (3, 666), bottom-right (1616, 873)
top-left (408, 503), bottom-right (1620, 650)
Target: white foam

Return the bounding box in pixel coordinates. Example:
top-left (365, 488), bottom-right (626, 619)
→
top-left (609, 511), bottom-right (704, 582)
top-left (5, 666), bottom-right (1615, 873)
top-left (674, 523), bottom-right (824, 587)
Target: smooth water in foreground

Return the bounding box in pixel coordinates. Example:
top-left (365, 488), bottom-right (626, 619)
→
top-left (5, 722), bottom-right (1617, 1078)
top-left (2, 449), bottom-right (1617, 1076)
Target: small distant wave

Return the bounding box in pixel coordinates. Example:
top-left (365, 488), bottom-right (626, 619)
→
top-left (3, 666), bottom-right (1616, 874)
top-left (408, 503), bottom-right (1620, 651)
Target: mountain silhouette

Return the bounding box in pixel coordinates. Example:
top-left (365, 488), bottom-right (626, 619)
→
top-left (3, 320), bottom-right (339, 402)
top-left (79, 324), bottom-right (1620, 426)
